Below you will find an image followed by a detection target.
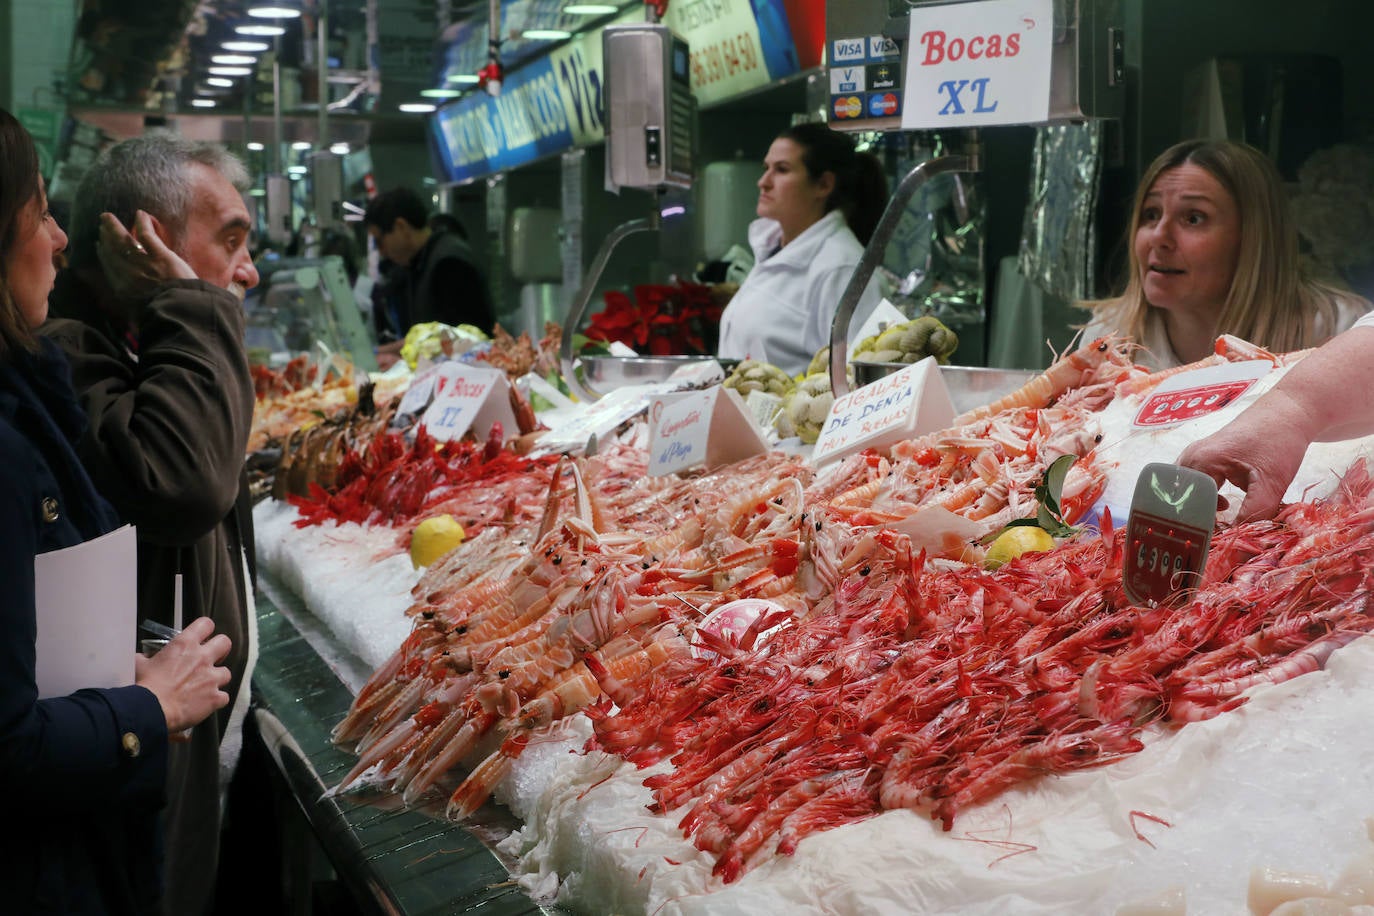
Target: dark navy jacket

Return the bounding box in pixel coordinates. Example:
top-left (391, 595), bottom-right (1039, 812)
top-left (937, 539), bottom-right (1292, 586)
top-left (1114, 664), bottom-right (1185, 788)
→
top-left (0, 338), bottom-right (169, 915)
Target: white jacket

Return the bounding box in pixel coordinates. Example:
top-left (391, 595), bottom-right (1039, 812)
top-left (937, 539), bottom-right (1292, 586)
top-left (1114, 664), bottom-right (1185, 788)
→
top-left (717, 210), bottom-right (881, 376)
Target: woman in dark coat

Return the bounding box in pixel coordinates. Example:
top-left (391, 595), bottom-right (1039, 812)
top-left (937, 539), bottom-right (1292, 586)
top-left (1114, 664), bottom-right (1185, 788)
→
top-left (0, 108), bottom-right (234, 914)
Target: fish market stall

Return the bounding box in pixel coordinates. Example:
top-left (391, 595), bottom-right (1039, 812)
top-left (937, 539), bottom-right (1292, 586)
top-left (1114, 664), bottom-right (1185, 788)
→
top-left (246, 335), bottom-right (1374, 915)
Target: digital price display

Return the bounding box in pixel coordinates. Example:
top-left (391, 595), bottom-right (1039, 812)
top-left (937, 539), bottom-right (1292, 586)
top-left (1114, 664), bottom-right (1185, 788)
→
top-left (1123, 464), bottom-right (1217, 606)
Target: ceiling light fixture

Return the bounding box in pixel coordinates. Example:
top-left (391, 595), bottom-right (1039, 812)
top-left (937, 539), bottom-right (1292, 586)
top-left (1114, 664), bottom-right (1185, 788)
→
top-left (235, 22), bottom-right (286, 36)
top-left (420, 88), bottom-right (461, 99)
top-left (212, 54), bottom-right (257, 66)
top-left (247, 5), bottom-right (302, 19)
top-left (446, 74), bottom-right (480, 85)
top-left (330, 143), bottom-right (350, 155)
top-left (222, 40), bottom-right (269, 52)
top-left (247, 142), bottom-right (266, 151)
top-left (191, 99), bottom-right (217, 108)
top-left (563, 4), bottom-right (619, 13)
top-left (520, 29), bottom-right (572, 40)
top-left (287, 165), bottom-right (308, 174)
top-left (291, 141), bottom-right (313, 150)
top-left (208, 66), bottom-right (253, 76)
top-left (206, 77), bottom-right (234, 88)
top-left (399, 102), bottom-right (437, 113)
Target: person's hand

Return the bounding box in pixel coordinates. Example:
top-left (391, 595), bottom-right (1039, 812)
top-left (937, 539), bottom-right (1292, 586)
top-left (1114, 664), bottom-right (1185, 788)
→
top-left (96, 210), bottom-right (196, 302)
top-left (1177, 395), bottom-right (1309, 522)
top-left (375, 339), bottom-right (403, 371)
top-left (134, 616), bottom-right (232, 738)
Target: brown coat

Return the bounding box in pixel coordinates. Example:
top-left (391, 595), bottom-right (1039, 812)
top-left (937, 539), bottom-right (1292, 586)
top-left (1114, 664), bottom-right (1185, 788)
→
top-left (42, 274), bottom-right (255, 916)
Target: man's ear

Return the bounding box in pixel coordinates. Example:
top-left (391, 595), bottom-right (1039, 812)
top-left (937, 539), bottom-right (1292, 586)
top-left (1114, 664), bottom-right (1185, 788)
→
top-left (143, 211), bottom-right (176, 248)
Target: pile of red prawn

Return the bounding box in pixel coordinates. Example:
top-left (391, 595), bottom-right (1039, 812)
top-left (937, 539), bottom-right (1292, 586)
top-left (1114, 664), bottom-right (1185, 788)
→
top-left (314, 334), bottom-right (1374, 885)
top-left (288, 424), bottom-right (560, 540)
top-left (587, 458), bottom-right (1374, 882)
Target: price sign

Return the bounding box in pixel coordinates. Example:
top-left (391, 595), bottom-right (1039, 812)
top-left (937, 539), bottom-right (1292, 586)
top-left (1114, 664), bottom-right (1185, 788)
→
top-left (422, 363), bottom-right (516, 444)
top-left (1132, 360), bottom-right (1272, 429)
top-left (1123, 463), bottom-right (1217, 605)
top-left (647, 387), bottom-right (768, 477)
top-left (811, 358), bottom-right (954, 466)
top-left (901, 0), bottom-right (1053, 129)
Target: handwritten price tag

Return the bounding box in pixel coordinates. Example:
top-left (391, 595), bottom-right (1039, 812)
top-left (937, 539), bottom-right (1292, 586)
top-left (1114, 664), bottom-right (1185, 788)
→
top-left (648, 387), bottom-right (768, 477)
top-left (811, 359), bottom-right (955, 466)
top-left (423, 363), bottom-right (516, 444)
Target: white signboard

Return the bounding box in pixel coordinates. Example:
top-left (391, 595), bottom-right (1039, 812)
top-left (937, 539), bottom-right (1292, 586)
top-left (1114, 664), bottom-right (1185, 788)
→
top-left (901, 0), bottom-right (1053, 129)
top-left (664, 0), bottom-right (771, 106)
top-left (648, 387), bottom-right (769, 476)
top-left (812, 358), bottom-right (956, 465)
top-left (423, 363), bottom-right (517, 444)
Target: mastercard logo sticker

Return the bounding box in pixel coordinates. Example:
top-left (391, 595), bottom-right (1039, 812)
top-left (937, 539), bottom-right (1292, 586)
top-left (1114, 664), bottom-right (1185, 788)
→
top-left (831, 95), bottom-right (863, 119)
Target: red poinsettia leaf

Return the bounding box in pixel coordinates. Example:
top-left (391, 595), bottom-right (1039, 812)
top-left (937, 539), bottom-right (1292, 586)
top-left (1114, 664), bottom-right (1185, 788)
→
top-left (648, 335), bottom-right (675, 356)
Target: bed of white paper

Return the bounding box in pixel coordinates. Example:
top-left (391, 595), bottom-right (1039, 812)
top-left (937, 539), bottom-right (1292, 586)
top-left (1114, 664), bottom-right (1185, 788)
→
top-left (253, 361), bottom-right (1374, 915)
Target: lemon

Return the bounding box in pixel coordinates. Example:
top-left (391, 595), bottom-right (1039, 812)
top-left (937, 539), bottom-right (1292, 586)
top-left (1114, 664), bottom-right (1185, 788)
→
top-left (410, 514), bottom-right (466, 569)
top-left (984, 526), bottom-right (1056, 570)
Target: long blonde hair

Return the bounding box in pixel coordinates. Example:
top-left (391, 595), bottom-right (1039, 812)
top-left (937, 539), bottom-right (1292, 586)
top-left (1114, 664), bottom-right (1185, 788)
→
top-left (1087, 139), bottom-right (1363, 354)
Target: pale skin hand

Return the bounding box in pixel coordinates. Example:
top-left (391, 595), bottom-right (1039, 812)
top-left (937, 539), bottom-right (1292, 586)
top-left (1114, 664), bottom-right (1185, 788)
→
top-left (96, 209), bottom-right (196, 302)
top-left (1179, 326), bottom-right (1374, 521)
top-left (134, 616), bottom-right (232, 738)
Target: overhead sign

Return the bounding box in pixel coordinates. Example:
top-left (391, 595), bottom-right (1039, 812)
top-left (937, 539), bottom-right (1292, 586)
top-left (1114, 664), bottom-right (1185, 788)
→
top-left (901, 0), bottom-right (1053, 129)
top-left (664, 0), bottom-right (783, 106)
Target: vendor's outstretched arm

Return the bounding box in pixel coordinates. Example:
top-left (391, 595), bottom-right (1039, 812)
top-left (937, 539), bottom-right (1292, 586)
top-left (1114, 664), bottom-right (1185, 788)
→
top-left (1179, 326), bottom-right (1374, 521)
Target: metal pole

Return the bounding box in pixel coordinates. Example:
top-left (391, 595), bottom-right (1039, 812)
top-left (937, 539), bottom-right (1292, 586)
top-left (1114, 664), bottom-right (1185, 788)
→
top-left (317, 0), bottom-right (328, 149)
top-left (272, 35), bottom-right (284, 174)
top-left (829, 149), bottom-right (982, 398)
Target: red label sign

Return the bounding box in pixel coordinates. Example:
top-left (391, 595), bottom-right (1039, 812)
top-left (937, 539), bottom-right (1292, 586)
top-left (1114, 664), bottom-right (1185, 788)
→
top-left (1125, 510), bottom-right (1208, 604)
top-left (1134, 379), bottom-right (1257, 427)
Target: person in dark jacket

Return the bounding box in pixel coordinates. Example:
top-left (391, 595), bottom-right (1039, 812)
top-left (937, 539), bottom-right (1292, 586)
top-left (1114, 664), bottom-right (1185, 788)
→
top-left (364, 187), bottom-right (494, 368)
top-left (40, 132), bottom-right (258, 916)
top-left (0, 107), bottom-right (233, 916)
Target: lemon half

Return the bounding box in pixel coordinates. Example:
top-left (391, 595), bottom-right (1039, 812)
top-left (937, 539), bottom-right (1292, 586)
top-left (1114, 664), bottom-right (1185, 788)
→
top-left (410, 514), bottom-right (466, 569)
top-left (984, 526), bottom-right (1055, 570)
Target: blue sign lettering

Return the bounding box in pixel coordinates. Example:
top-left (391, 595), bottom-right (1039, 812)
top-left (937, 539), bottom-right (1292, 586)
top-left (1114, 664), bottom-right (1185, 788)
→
top-left (938, 79), bottom-right (969, 115)
top-left (971, 77), bottom-right (998, 113)
top-left (659, 440), bottom-right (695, 465)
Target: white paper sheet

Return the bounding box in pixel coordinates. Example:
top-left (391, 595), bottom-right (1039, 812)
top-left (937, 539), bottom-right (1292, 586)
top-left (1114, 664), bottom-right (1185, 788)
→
top-left (33, 524), bottom-right (137, 699)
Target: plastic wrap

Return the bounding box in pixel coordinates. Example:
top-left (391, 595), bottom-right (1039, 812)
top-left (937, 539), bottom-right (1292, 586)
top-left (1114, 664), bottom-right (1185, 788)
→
top-left (1018, 121), bottom-right (1103, 303)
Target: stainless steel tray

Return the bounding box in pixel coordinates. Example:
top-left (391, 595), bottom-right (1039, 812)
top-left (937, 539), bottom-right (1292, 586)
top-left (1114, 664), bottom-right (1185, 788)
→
top-left (578, 354), bottom-right (718, 392)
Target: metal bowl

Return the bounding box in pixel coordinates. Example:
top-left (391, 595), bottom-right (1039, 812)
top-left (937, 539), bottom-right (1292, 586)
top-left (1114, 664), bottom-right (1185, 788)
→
top-left (850, 361), bottom-right (1038, 416)
top-left (579, 354), bottom-right (719, 392)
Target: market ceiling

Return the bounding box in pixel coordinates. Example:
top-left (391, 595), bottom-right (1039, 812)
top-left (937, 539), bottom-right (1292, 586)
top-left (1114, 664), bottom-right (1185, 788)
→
top-left (69, 0), bottom-right (631, 125)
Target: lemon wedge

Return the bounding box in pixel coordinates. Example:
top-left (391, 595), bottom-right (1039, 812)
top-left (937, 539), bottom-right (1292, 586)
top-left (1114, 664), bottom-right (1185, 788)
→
top-left (984, 526), bottom-right (1055, 570)
top-left (410, 514), bottom-right (466, 569)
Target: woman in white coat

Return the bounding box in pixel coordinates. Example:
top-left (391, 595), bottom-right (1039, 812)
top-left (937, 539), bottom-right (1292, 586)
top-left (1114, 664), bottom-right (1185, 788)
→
top-left (717, 123), bottom-right (888, 375)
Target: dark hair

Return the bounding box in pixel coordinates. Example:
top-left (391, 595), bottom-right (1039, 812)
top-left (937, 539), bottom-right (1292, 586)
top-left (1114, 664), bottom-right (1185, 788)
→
top-left (777, 123), bottom-right (888, 246)
top-left (0, 107), bottom-right (42, 360)
top-left (363, 188), bottom-right (429, 234)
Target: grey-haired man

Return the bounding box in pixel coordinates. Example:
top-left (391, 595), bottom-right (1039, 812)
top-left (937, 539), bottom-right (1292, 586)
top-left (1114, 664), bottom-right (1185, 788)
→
top-left (41, 132), bottom-right (258, 916)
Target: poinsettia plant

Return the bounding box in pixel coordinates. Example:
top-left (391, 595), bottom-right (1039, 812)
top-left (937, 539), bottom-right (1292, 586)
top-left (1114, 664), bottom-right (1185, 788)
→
top-left (584, 281), bottom-right (726, 356)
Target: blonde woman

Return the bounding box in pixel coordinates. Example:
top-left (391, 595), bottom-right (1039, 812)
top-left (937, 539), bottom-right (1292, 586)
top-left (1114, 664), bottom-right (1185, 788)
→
top-left (1082, 139), bottom-right (1369, 369)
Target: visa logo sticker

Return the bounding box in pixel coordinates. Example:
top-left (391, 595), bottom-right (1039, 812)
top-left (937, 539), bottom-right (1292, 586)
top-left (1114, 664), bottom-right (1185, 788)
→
top-left (831, 38), bottom-right (866, 63)
top-left (829, 67), bottom-right (864, 94)
top-left (869, 36), bottom-right (900, 59)
top-left (831, 95), bottom-right (864, 120)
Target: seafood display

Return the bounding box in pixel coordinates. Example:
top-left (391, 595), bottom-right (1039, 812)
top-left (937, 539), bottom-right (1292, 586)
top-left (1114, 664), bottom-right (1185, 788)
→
top-left (250, 333), bottom-right (1374, 911)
